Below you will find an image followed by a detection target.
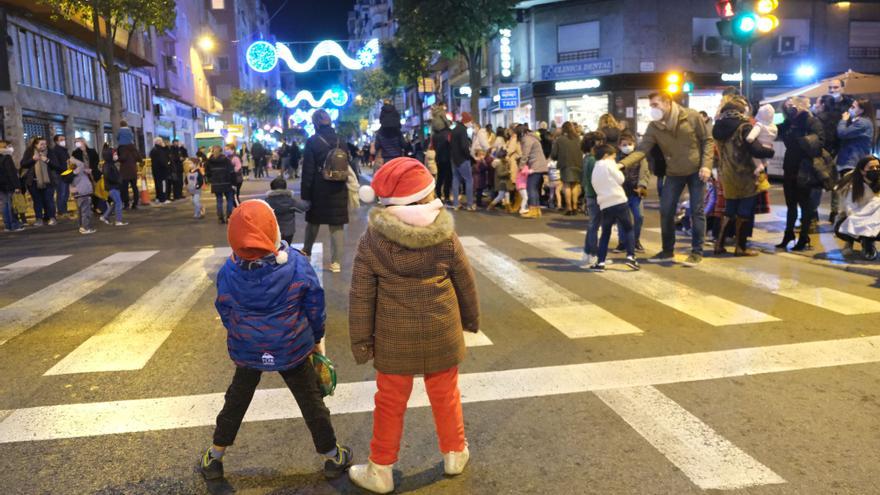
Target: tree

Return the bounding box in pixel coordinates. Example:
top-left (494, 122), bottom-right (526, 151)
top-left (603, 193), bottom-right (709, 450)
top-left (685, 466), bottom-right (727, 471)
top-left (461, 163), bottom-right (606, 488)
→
top-left (382, 36), bottom-right (432, 137)
top-left (227, 89), bottom-right (282, 139)
top-left (395, 0), bottom-right (517, 126)
top-left (337, 69), bottom-right (396, 133)
top-left (40, 0), bottom-right (176, 139)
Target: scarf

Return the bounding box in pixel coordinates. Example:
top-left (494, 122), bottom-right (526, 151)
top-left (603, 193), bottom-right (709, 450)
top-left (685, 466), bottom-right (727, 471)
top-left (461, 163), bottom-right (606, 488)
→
top-left (35, 152), bottom-right (51, 189)
top-left (386, 198), bottom-right (443, 227)
top-left (719, 109), bottom-right (748, 123)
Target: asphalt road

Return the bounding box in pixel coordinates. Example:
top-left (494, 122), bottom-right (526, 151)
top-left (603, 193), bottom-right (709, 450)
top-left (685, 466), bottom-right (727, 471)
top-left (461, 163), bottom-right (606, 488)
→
top-left (0, 174), bottom-right (878, 495)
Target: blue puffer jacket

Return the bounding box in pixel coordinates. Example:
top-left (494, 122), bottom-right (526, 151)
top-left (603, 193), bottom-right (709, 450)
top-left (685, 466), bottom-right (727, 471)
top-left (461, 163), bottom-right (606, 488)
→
top-left (215, 245), bottom-right (325, 371)
top-left (836, 116), bottom-right (874, 171)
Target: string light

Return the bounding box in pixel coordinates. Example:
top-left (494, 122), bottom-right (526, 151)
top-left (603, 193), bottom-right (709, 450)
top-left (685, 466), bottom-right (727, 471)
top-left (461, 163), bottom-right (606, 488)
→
top-left (276, 88), bottom-right (349, 108)
top-left (247, 39), bottom-right (379, 73)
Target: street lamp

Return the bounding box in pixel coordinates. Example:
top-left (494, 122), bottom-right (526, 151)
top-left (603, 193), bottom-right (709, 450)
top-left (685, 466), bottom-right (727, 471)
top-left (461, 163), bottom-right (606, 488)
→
top-left (198, 35), bottom-right (215, 52)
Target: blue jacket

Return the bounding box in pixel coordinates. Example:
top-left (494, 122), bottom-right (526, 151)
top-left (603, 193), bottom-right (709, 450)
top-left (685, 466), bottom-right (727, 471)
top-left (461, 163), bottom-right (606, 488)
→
top-left (215, 245), bottom-right (326, 371)
top-left (836, 116), bottom-right (874, 171)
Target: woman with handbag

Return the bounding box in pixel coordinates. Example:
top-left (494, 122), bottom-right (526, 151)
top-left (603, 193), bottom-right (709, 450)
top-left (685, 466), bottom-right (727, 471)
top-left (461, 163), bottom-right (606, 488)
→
top-left (777, 96), bottom-right (825, 251)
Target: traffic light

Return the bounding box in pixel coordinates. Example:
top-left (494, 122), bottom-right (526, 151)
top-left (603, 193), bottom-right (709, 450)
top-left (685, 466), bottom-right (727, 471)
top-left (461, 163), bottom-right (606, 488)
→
top-left (664, 72), bottom-right (682, 94)
top-left (717, 0), bottom-right (780, 46)
top-left (682, 72), bottom-right (694, 93)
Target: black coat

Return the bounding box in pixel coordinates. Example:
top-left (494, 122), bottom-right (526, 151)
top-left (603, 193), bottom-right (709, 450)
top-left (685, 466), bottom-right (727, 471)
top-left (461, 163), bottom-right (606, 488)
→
top-left (302, 125), bottom-right (349, 226)
top-left (150, 146), bottom-right (171, 178)
top-left (779, 111), bottom-right (825, 177)
top-left (169, 145), bottom-right (188, 180)
top-left (205, 155), bottom-right (235, 194)
top-left (49, 145), bottom-right (69, 174)
top-left (72, 147), bottom-right (101, 182)
top-left (815, 110), bottom-right (841, 157)
top-left (431, 128), bottom-right (452, 166)
top-left (450, 123), bottom-right (471, 166)
top-left (266, 189), bottom-right (310, 239)
top-left (0, 152), bottom-right (19, 192)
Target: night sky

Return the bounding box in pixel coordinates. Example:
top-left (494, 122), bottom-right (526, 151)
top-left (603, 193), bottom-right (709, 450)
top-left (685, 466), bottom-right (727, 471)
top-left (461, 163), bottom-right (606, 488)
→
top-left (262, 0), bottom-right (357, 89)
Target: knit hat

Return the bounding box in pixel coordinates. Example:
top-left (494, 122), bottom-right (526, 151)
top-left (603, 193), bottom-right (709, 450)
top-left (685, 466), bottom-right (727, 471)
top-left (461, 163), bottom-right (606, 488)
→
top-left (227, 200), bottom-right (288, 264)
top-left (358, 157), bottom-right (435, 206)
top-left (461, 112), bottom-right (473, 124)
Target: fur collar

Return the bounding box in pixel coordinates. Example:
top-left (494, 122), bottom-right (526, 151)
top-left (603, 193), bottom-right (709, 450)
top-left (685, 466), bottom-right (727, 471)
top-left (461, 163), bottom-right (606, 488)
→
top-left (267, 189), bottom-right (292, 197)
top-left (0, 148), bottom-right (11, 156)
top-left (369, 207), bottom-right (454, 249)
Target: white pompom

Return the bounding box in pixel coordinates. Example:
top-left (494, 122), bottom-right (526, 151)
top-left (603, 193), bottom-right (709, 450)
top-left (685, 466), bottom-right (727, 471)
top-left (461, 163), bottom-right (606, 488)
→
top-left (358, 185), bottom-right (376, 204)
top-left (275, 249), bottom-right (288, 265)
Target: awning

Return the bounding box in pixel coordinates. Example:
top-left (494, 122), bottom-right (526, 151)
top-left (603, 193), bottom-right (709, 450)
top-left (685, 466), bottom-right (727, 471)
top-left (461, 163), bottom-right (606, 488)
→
top-left (761, 70), bottom-right (880, 105)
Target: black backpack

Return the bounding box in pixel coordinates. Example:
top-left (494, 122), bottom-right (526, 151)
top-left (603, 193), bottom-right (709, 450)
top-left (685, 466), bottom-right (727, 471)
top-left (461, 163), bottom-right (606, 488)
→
top-left (317, 135), bottom-right (351, 182)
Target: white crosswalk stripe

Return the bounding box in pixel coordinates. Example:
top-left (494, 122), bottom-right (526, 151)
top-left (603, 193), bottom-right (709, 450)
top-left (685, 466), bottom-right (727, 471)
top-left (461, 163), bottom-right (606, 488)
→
top-left (460, 236), bottom-right (644, 338)
top-left (511, 233), bottom-right (780, 327)
top-left (0, 251), bottom-right (158, 346)
top-left (0, 255), bottom-right (71, 287)
top-left (44, 248), bottom-right (233, 376)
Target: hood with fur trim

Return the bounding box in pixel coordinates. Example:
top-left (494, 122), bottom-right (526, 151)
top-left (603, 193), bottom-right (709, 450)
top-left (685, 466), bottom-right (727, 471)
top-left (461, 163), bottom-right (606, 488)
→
top-left (368, 206), bottom-right (454, 249)
top-left (0, 148), bottom-right (12, 156)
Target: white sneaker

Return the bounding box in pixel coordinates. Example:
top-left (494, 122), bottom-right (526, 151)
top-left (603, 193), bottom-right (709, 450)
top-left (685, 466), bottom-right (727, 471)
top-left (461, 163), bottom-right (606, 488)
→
top-left (580, 253), bottom-right (596, 267)
top-left (114, 221), bottom-right (129, 226)
top-left (348, 461), bottom-right (394, 494)
top-left (99, 216), bottom-right (111, 225)
top-left (329, 262), bottom-right (341, 273)
top-left (47, 218), bottom-right (57, 226)
top-left (33, 220), bottom-right (44, 227)
top-left (443, 443), bottom-right (470, 475)
top-left (163, 200), bottom-right (172, 204)
top-left (79, 228), bottom-right (96, 235)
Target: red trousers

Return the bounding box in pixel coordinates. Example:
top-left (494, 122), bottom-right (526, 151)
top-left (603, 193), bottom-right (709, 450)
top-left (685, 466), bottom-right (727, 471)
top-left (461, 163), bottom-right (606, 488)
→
top-left (370, 366), bottom-right (466, 465)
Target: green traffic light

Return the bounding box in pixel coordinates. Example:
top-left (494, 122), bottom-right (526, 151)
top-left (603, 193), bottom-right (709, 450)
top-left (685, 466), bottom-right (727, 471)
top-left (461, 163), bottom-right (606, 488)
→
top-left (736, 14), bottom-right (757, 34)
top-left (682, 82), bottom-right (693, 93)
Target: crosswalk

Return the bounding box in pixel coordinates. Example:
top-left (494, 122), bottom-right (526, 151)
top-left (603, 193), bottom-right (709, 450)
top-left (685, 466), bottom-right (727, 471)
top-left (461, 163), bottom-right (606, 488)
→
top-left (1, 229), bottom-right (878, 491)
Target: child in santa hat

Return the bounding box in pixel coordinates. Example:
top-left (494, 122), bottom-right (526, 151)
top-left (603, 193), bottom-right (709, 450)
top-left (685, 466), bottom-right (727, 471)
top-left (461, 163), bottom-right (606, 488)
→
top-left (348, 157), bottom-right (480, 493)
top-left (199, 199), bottom-right (352, 482)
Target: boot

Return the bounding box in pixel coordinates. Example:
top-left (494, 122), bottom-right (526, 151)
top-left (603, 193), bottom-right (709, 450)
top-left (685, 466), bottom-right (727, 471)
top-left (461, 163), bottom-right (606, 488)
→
top-left (713, 217), bottom-right (730, 255)
top-left (791, 227), bottom-right (812, 251)
top-left (520, 206), bottom-right (539, 218)
top-left (443, 443), bottom-right (470, 476)
top-left (734, 217), bottom-right (759, 256)
top-left (510, 193), bottom-right (522, 213)
top-left (349, 460), bottom-right (394, 494)
top-left (775, 230), bottom-right (795, 250)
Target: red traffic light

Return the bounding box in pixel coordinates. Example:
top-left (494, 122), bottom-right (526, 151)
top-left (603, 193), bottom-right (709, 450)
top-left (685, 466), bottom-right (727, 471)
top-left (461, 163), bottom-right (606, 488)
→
top-left (716, 0), bottom-right (735, 18)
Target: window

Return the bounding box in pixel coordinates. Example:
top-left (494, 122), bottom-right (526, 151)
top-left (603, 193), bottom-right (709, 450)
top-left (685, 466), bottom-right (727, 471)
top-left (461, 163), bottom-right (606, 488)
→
top-left (163, 55), bottom-right (178, 74)
top-left (557, 21), bottom-right (600, 62)
top-left (211, 0), bottom-right (225, 9)
top-left (849, 21), bottom-right (880, 59)
top-left (217, 56), bottom-right (230, 71)
top-left (13, 26), bottom-right (64, 94)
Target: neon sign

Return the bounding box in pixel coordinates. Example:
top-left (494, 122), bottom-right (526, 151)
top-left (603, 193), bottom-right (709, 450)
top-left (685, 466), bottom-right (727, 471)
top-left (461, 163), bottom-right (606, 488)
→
top-left (276, 88), bottom-right (349, 108)
top-left (554, 79), bottom-right (601, 91)
top-left (499, 28), bottom-right (513, 80)
top-left (246, 39), bottom-right (379, 73)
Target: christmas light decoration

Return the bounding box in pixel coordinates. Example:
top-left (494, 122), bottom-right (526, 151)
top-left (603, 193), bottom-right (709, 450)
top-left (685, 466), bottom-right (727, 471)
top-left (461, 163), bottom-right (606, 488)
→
top-left (276, 88), bottom-right (349, 108)
top-left (246, 39), bottom-right (380, 73)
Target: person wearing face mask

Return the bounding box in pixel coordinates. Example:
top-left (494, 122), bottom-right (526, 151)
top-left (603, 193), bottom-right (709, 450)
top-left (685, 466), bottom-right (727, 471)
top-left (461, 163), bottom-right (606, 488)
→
top-left (450, 112), bottom-right (475, 211)
top-left (550, 121), bottom-right (584, 216)
top-left (613, 132), bottom-right (650, 253)
top-left (835, 156), bottom-right (880, 260)
top-left (0, 140), bottom-right (24, 232)
top-left (226, 144), bottom-right (244, 206)
top-left (20, 137), bottom-right (57, 226)
top-left (71, 138), bottom-right (101, 213)
top-left (777, 96), bottom-right (825, 251)
top-left (618, 92), bottom-right (715, 265)
top-left (149, 137), bottom-right (172, 204)
top-left (826, 79), bottom-right (855, 117)
top-left (832, 98), bottom-right (876, 225)
top-left (49, 134), bottom-right (72, 219)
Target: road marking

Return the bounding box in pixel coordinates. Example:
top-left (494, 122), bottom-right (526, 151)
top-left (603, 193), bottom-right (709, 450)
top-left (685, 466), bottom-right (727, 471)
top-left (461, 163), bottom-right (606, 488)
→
top-left (463, 330), bottom-right (493, 347)
top-left (44, 248), bottom-right (232, 375)
top-left (0, 255), bottom-right (71, 287)
top-left (460, 236), bottom-right (643, 339)
top-left (293, 242), bottom-right (322, 286)
top-left (637, 237), bottom-right (880, 315)
top-left (595, 386), bottom-right (785, 490)
top-left (0, 251), bottom-right (158, 346)
top-left (511, 233), bottom-right (779, 327)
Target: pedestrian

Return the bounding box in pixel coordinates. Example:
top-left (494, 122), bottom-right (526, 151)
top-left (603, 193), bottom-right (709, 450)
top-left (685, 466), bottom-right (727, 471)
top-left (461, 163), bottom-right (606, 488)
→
top-left (590, 144), bottom-right (640, 272)
top-left (835, 155), bottom-right (880, 260)
top-left (49, 134), bottom-right (72, 219)
top-left (597, 113), bottom-right (622, 145)
top-left (487, 128), bottom-right (514, 210)
top-left (149, 138), bottom-right (171, 204)
top-left (430, 104), bottom-right (453, 203)
top-left (0, 140), bottom-right (24, 232)
top-left (67, 155), bottom-right (96, 234)
top-left (266, 176), bottom-right (310, 244)
top-left (550, 121), bottom-right (584, 216)
top-left (515, 136), bottom-right (531, 216)
top-left (72, 138), bottom-right (101, 213)
top-left (834, 98), bottom-right (876, 215)
top-left (813, 95), bottom-right (841, 224)
top-left (226, 144), bottom-right (244, 206)
top-left (537, 121), bottom-right (554, 159)
top-left (777, 96), bottom-right (824, 251)
top-left (747, 104), bottom-right (778, 176)
top-left (348, 158), bottom-right (479, 494)
top-left (20, 137), bottom-right (57, 226)
top-left (252, 141), bottom-right (268, 179)
top-left (519, 123), bottom-right (548, 218)
top-left (472, 149), bottom-right (489, 207)
top-left (618, 92), bottom-right (715, 264)
top-left (290, 140), bottom-right (302, 178)
top-left (200, 200), bottom-right (353, 482)
top-left (99, 145), bottom-right (128, 227)
top-left (301, 109), bottom-right (350, 274)
top-left (371, 104), bottom-right (405, 168)
top-left (117, 121), bottom-right (141, 209)
top-left (197, 146), bottom-right (208, 164)
top-left (614, 132), bottom-right (649, 253)
top-left (186, 159), bottom-right (205, 219)
top-left (205, 145), bottom-right (236, 224)
top-left (450, 112), bottom-right (475, 211)
top-left (580, 131), bottom-right (606, 266)
top-left (117, 120), bottom-right (135, 147)
top-left (169, 139), bottom-right (188, 201)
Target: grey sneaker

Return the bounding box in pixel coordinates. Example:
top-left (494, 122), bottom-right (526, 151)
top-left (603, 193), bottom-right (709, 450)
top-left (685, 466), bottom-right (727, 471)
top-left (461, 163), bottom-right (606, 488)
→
top-left (683, 252), bottom-right (703, 266)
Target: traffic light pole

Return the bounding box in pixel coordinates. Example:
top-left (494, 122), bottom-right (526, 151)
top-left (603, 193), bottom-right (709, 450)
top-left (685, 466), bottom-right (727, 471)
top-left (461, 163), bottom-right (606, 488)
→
top-left (741, 43), bottom-right (752, 101)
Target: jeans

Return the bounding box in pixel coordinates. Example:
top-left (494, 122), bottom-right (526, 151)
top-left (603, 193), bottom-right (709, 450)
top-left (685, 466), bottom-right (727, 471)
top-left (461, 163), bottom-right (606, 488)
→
top-left (29, 185), bottom-right (56, 221)
top-left (583, 197), bottom-right (601, 256)
top-left (214, 190), bottom-right (235, 219)
top-left (53, 172), bottom-right (69, 214)
top-left (451, 160), bottom-right (474, 208)
top-left (618, 195), bottom-right (643, 245)
top-left (213, 363), bottom-right (337, 453)
top-left (102, 188), bottom-right (123, 223)
top-left (526, 172), bottom-right (545, 207)
top-left (598, 202), bottom-right (635, 262)
top-left (304, 223), bottom-right (344, 264)
top-left (656, 175), bottom-right (666, 198)
top-left (660, 172), bottom-right (705, 253)
top-left (76, 196), bottom-right (93, 230)
top-left (120, 179), bottom-right (139, 208)
top-left (192, 191), bottom-right (202, 217)
top-left (370, 367), bottom-right (465, 465)
top-left (0, 191), bottom-right (21, 230)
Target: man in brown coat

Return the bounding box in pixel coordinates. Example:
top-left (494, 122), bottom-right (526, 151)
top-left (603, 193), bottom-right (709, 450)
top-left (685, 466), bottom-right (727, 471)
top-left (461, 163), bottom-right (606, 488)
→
top-left (348, 158), bottom-right (479, 494)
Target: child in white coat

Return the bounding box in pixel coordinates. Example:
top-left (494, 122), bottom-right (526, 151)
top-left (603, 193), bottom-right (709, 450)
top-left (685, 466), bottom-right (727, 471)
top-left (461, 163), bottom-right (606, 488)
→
top-left (746, 104), bottom-right (778, 182)
top-left (590, 144), bottom-right (640, 272)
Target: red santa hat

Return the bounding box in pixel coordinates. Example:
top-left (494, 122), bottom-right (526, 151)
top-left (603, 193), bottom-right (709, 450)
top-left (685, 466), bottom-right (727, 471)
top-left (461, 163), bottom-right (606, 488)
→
top-left (227, 199), bottom-right (288, 264)
top-left (358, 157), bottom-right (435, 206)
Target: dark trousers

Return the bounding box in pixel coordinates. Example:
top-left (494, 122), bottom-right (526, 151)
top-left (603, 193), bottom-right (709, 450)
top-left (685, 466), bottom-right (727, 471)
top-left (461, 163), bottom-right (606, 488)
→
top-left (598, 202), bottom-right (635, 262)
top-left (660, 172), bottom-right (705, 253)
top-left (154, 175), bottom-right (169, 202)
top-left (213, 363), bottom-right (337, 453)
top-left (215, 190), bottom-right (235, 219)
top-left (782, 175), bottom-right (815, 235)
top-left (171, 178), bottom-right (184, 200)
top-left (28, 184), bottom-right (56, 221)
top-left (120, 179), bottom-right (139, 208)
top-left (436, 161), bottom-right (453, 202)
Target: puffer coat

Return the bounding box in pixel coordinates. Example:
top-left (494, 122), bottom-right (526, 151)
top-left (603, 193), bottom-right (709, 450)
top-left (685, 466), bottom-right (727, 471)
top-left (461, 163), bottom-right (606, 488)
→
top-left (302, 125), bottom-right (349, 226)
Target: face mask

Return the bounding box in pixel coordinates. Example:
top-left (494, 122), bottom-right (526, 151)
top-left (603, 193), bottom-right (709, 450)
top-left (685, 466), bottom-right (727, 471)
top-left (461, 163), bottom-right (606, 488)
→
top-left (58, 141), bottom-right (66, 148)
top-left (849, 108), bottom-right (861, 119)
top-left (784, 107), bottom-right (798, 118)
top-left (649, 107), bottom-right (665, 122)
top-left (112, 154), bottom-right (118, 161)
top-left (76, 142), bottom-right (85, 149)
top-left (5, 147), bottom-right (12, 154)
top-left (866, 169), bottom-right (880, 184)
top-left (224, 150), bottom-right (233, 157)
top-left (830, 92), bottom-right (842, 101)
top-left (620, 145), bottom-right (634, 154)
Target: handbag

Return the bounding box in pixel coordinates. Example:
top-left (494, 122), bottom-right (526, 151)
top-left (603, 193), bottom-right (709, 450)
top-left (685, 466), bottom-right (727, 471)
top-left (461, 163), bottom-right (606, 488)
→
top-left (94, 177), bottom-right (109, 200)
top-left (12, 191), bottom-right (27, 215)
top-left (309, 353), bottom-right (337, 397)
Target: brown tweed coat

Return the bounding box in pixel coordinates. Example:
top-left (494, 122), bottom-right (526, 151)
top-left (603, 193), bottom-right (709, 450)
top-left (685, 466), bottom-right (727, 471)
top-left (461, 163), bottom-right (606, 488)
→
top-left (349, 207), bottom-right (480, 375)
